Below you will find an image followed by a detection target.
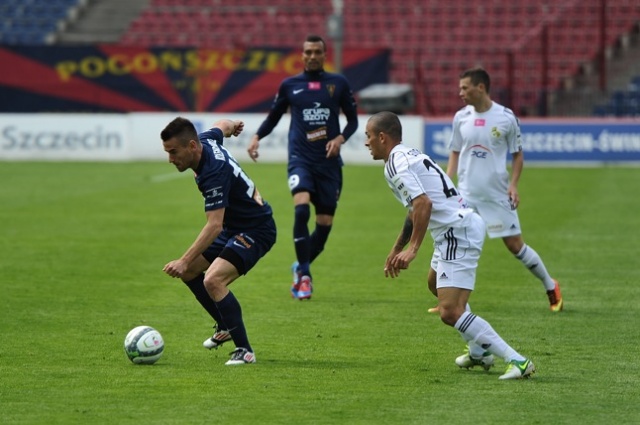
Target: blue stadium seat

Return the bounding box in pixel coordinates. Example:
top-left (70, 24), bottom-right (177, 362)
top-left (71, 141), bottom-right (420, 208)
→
top-left (594, 73), bottom-right (640, 116)
top-left (0, 0), bottom-right (79, 44)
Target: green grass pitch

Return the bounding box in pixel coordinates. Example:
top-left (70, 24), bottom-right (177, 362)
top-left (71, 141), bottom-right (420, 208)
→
top-left (0, 161), bottom-right (639, 424)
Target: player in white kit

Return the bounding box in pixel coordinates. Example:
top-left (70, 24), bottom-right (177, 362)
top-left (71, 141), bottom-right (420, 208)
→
top-left (365, 111), bottom-right (535, 380)
top-left (428, 67), bottom-right (562, 314)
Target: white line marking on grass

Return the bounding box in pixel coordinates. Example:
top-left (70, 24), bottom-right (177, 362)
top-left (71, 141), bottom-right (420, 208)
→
top-left (150, 172), bottom-right (191, 183)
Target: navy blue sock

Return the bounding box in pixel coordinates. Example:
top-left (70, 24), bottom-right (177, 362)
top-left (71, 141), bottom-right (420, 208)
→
top-left (215, 291), bottom-right (252, 352)
top-left (293, 204), bottom-right (311, 276)
top-left (184, 275), bottom-right (226, 328)
top-left (309, 224), bottom-right (332, 263)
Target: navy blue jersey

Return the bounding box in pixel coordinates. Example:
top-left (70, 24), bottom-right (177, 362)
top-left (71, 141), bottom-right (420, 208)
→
top-left (195, 128), bottom-right (272, 232)
top-left (256, 70), bottom-right (358, 167)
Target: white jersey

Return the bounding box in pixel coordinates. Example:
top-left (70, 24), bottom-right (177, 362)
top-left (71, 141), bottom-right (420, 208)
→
top-left (449, 102), bottom-right (522, 202)
top-left (384, 144), bottom-right (468, 233)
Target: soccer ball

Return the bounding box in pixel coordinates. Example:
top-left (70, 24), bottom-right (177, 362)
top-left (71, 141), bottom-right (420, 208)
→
top-left (124, 326), bottom-right (164, 364)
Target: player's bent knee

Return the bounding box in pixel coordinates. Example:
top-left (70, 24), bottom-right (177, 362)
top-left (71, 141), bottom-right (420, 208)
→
top-left (202, 276), bottom-right (231, 300)
top-left (438, 307), bottom-right (462, 327)
top-left (503, 235), bottom-right (524, 254)
top-left (439, 315), bottom-right (457, 327)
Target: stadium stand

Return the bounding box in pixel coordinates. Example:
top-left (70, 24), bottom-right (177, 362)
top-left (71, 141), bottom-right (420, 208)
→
top-left (594, 75), bottom-right (640, 117)
top-left (0, 0), bottom-right (82, 44)
top-left (1, 0), bottom-right (639, 116)
top-left (117, 0), bottom-right (640, 116)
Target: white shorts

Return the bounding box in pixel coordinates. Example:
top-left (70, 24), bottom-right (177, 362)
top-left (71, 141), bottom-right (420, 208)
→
top-left (466, 198), bottom-right (522, 239)
top-left (429, 212), bottom-right (485, 291)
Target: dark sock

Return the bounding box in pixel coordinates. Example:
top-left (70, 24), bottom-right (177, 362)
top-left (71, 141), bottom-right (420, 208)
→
top-left (293, 204), bottom-right (311, 276)
top-left (215, 291), bottom-right (252, 352)
top-left (309, 224), bottom-right (332, 263)
top-left (184, 275), bottom-right (226, 328)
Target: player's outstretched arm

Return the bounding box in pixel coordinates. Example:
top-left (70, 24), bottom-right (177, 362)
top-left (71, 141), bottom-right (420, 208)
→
top-left (212, 119), bottom-right (244, 138)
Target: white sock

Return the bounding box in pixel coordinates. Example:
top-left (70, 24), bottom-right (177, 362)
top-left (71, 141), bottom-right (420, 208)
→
top-left (516, 244), bottom-right (555, 291)
top-left (460, 303), bottom-right (486, 358)
top-left (466, 337), bottom-right (487, 358)
top-left (455, 311), bottom-right (525, 362)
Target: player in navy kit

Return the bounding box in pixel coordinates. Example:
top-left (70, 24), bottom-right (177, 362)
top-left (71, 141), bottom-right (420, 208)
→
top-left (247, 35), bottom-right (358, 300)
top-left (161, 117), bottom-right (276, 365)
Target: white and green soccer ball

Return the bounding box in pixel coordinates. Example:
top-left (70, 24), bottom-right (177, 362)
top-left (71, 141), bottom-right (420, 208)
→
top-left (124, 326), bottom-right (164, 364)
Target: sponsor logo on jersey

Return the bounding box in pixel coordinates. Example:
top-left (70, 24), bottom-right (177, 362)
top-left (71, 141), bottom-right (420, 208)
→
top-left (474, 119), bottom-right (486, 126)
top-left (293, 88), bottom-right (304, 95)
top-left (205, 200), bottom-right (223, 208)
top-left (205, 186), bottom-right (223, 199)
top-left (204, 186), bottom-right (223, 208)
top-left (470, 144), bottom-right (490, 159)
top-left (233, 234), bottom-right (253, 249)
top-left (306, 126), bottom-right (328, 142)
top-left (303, 103), bottom-right (330, 123)
top-left (308, 82), bottom-right (321, 90)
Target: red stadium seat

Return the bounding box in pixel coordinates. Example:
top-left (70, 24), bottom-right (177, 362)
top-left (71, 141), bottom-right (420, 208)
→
top-left (116, 0), bottom-right (640, 115)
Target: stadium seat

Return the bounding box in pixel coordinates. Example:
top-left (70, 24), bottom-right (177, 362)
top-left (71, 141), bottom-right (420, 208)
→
top-left (111, 0), bottom-right (640, 115)
top-left (0, 0), bottom-right (79, 45)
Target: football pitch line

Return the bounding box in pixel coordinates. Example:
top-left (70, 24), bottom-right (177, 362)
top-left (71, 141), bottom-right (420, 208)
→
top-left (149, 171), bottom-right (191, 183)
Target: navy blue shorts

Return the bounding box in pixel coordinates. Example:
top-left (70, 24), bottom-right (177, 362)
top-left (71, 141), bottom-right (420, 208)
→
top-left (287, 163), bottom-right (342, 215)
top-left (202, 217), bottom-right (277, 275)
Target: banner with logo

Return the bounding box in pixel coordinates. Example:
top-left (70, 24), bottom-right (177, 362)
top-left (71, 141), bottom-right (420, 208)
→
top-left (0, 113), bottom-right (423, 163)
top-left (425, 119), bottom-right (640, 163)
top-left (0, 45), bottom-right (389, 113)
top-left (0, 113), bottom-right (129, 160)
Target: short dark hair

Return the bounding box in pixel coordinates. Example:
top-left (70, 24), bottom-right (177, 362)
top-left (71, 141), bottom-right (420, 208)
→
top-left (160, 117), bottom-right (198, 145)
top-left (370, 111), bottom-right (402, 141)
top-left (460, 67), bottom-right (491, 93)
top-left (305, 34), bottom-right (326, 52)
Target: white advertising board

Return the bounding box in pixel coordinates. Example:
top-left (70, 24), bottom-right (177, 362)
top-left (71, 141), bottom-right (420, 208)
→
top-left (0, 113), bottom-right (424, 163)
top-left (0, 113), bottom-right (129, 161)
top-left (129, 112), bottom-right (424, 164)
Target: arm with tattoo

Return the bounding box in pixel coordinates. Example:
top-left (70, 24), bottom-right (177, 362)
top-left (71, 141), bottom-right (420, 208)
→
top-left (394, 213), bottom-right (414, 251)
